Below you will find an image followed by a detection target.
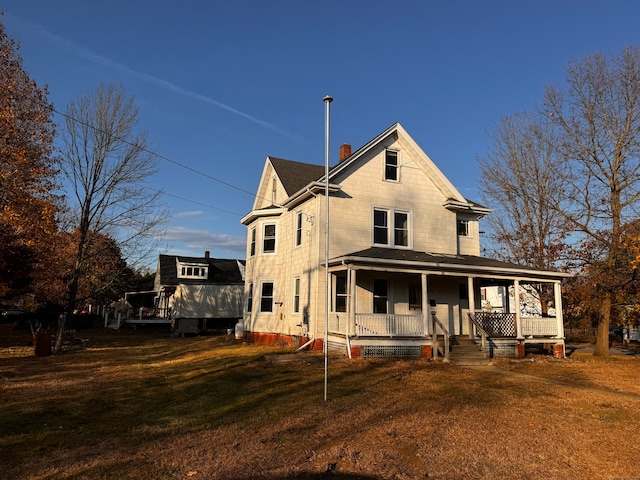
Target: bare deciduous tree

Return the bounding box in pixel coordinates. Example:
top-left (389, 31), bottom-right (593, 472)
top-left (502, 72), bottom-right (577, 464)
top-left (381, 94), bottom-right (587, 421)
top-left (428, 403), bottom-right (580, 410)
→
top-left (545, 46), bottom-right (640, 355)
top-left (479, 111), bottom-right (568, 314)
top-left (56, 83), bottom-right (166, 351)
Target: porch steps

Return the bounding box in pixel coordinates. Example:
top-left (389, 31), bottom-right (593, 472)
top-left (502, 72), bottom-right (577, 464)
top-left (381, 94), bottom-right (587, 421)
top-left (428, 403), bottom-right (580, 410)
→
top-left (448, 336), bottom-right (490, 366)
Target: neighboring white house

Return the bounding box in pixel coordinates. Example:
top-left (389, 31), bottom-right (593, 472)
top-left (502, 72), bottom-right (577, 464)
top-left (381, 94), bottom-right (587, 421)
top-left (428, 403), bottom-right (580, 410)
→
top-left (240, 123), bottom-right (569, 359)
top-left (154, 253), bottom-right (245, 335)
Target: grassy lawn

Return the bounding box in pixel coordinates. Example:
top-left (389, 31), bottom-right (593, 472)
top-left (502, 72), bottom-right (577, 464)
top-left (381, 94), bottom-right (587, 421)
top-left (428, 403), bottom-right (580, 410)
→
top-left (1, 325), bottom-right (640, 480)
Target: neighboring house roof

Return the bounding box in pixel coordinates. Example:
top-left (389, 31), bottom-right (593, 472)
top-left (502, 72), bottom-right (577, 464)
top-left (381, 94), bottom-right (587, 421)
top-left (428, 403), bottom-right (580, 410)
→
top-left (330, 247), bottom-right (570, 281)
top-left (157, 254), bottom-right (246, 286)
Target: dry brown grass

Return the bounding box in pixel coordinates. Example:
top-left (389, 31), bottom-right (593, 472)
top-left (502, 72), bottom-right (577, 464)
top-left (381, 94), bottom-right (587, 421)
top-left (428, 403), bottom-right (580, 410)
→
top-left (1, 324), bottom-right (640, 480)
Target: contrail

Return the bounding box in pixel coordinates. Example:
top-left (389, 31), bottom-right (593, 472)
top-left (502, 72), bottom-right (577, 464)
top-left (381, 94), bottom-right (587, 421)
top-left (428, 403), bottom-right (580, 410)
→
top-left (7, 13), bottom-right (300, 139)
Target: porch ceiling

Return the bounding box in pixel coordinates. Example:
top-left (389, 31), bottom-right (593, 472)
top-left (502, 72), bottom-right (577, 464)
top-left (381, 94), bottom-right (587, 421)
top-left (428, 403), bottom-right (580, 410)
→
top-left (328, 247), bottom-right (569, 282)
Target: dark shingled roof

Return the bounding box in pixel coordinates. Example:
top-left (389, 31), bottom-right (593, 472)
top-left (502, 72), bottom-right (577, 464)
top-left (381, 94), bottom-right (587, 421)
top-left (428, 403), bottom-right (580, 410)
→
top-left (332, 247), bottom-right (567, 278)
top-left (269, 157), bottom-right (326, 196)
top-left (158, 254), bottom-right (245, 286)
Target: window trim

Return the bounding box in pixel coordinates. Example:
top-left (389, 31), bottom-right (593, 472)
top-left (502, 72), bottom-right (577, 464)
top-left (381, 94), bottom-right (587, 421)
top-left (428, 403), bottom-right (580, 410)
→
top-left (259, 281), bottom-right (275, 313)
top-left (372, 207), bottom-right (412, 248)
top-left (295, 212), bottom-right (303, 247)
top-left (247, 283), bottom-right (253, 313)
top-left (384, 149), bottom-right (400, 182)
top-left (293, 277), bottom-right (301, 313)
top-left (262, 222), bottom-right (277, 254)
top-left (457, 218), bottom-right (470, 237)
top-left (249, 227), bottom-right (256, 257)
top-left (176, 261), bottom-right (208, 280)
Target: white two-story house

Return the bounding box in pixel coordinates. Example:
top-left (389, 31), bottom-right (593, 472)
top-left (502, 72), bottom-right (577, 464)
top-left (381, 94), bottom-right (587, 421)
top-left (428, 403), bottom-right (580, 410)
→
top-left (240, 123), bottom-right (568, 359)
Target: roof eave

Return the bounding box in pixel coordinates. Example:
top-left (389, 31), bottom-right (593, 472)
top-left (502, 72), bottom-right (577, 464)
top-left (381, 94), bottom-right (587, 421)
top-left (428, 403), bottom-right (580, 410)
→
top-left (329, 254), bottom-right (570, 280)
top-left (241, 206), bottom-right (286, 225)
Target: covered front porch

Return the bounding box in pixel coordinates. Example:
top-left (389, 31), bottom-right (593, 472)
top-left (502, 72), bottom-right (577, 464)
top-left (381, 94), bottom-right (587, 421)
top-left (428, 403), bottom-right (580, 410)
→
top-left (325, 248), bottom-right (568, 360)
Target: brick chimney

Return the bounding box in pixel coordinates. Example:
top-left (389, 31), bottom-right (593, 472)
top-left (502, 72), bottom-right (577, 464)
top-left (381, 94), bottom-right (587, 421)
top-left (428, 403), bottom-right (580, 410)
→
top-left (204, 251), bottom-right (210, 259)
top-left (339, 143), bottom-right (352, 162)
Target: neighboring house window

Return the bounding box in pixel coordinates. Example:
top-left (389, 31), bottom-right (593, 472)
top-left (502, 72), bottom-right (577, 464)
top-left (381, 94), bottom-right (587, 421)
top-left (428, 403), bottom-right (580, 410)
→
top-left (250, 227), bottom-right (256, 256)
top-left (263, 223), bottom-right (276, 253)
top-left (247, 283), bottom-right (253, 313)
top-left (177, 263), bottom-right (208, 279)
top-left (293, 277), bottom-right (301, 313)
top-left (458, 219), bottom-right (469, 237)
top-left (295, 212), bottom-right (303, 247)
top-left (373, 279), bottom-right (388, 314)
top-left (260, 282), bottom-right (274, 312)
top-left (385, 150), bottom-right (399, 181)
top-left (335, 273), bottom-right (347, 312)
top-left (373, 208), bottom-right (410, 248)
top-left (409, 283), bottom-right (422, 310)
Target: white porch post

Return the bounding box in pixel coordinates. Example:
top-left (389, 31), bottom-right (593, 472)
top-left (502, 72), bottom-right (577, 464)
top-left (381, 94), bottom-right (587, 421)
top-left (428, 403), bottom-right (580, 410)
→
top-left (349, 266), bottom-right (356, 337)
top-left (554, 281), bottom-right (564, 338)
top-left (514, 279), bottom-right (523, 339)
top-left (467, 276), bottom-right (475, 339)
top-left (421, 273), bottom-right (429, 336)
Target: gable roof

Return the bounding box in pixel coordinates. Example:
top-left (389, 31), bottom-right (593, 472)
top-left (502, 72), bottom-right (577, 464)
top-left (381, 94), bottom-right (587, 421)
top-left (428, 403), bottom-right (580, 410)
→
top-left (157, 254), bottom-right (245, 286)
top-left (269, 157), bottom-right (326, 197)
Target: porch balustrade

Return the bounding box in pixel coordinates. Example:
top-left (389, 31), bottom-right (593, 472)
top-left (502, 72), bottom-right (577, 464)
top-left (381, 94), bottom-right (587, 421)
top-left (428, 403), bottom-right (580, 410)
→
top-left (354, 313), bottom-right (424, 337)
top-left (471, 312), bottom-right (559, 338)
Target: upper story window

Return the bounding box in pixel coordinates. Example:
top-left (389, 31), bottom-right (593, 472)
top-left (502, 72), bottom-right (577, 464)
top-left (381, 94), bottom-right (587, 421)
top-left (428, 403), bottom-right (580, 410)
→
top-left (263, 223), bottom-right (276, 253)
top-left (250, 227), bottom-right (256, 256)
top-left (385, 150), bottom-right (399, 181)
top-left (295, 212), bottom-right (303, 247)
top-left (457, 219), bottom-right (469, 237)
top-left (373, 207), bottom-right (410, 248)
top-left (177, 263), bottom-right (208, 279)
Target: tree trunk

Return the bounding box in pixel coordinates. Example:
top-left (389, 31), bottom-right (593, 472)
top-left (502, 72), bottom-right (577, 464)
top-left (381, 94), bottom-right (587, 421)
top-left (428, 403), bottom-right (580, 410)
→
top-left (593, 292), bottom-right (611, 356)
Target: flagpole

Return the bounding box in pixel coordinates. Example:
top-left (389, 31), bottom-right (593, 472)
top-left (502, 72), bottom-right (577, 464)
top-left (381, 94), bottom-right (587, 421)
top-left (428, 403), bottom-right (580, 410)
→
top-left (323, 94), bottom-right (332, 402)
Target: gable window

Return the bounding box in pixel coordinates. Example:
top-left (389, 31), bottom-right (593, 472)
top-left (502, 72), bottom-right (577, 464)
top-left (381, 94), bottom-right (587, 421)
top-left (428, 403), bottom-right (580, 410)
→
top-left (260, 282), bottom-right (274, 312)
top-left (373, 208), bottom-right (411, 248)
top-left (335, 273), bottom-right (347, 312)
top-left (385, 150), bottom-right (399, 181)
top-left (457, 219), bottom-right (469, 237)
top-left (247, 283), bottom-right (253, 313)
top-left (293, 277), bottom-right (301, 313)
top-left (177, 263), bottom-right (208, 279)
top-left (295, 212), bottom-right (303, 247)
top-left (263, 223), bottom-right (276, 253)
top-left (250, 227), bottom-right (256, 256)
top-left (373, 279), bottom-right (388, 314)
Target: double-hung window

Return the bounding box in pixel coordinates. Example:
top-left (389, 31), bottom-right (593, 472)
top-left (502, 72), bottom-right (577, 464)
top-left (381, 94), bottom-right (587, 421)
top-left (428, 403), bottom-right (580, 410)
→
top-left (295, 212), bottom-right (303, 247)
top-left (263, 223), bottom-right (276, 253)
top-left (260, 282), bottom-right (274, 312)
top-left (335, 273), bottom-right (347, 312)
top-left (293, 277), bottom-right (301, 313)
top-left (385, 150), bottom-right (399, 181)
top-left (457, 219), bottom-right (469, 237)
top-left (250, 227), bottom-right (256, 256)
top-left (373, 208), bottom-right (410, 248)
top-left (373, 279), bottom-right (388, 314)
top-left (247, 283), bottom-right (253, 313)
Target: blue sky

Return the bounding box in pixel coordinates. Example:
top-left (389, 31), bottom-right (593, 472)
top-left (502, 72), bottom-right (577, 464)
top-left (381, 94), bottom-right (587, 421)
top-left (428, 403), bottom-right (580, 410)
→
top-left (3, 1), bottom-right (640, 266)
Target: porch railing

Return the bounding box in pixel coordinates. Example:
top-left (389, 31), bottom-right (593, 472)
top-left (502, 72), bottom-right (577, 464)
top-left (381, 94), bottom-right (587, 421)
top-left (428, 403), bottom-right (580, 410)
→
top-left (355, 313), bottom-right (424, 337)
top-left (470, 312), bottom-right (559, 338)
top-left (521, 316), bottom-right (558, 336)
